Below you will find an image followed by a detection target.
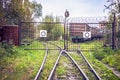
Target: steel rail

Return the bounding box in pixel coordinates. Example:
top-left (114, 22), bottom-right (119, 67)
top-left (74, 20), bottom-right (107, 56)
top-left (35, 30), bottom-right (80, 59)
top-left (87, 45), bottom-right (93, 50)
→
top-left (47, 50), bottom-right (63, 80)
top-left (64, 50), bottom-right (89, 80)
top-left (47, 42), bottom-right (89, 80)
top-left (34, 43), bottom-right (48, 80)
top-left (77, 49), bottom-right (102, 80)
top-left (24, 49), bottom-right (60, 50)
top-left (47, 42), bottom-right (62, 50)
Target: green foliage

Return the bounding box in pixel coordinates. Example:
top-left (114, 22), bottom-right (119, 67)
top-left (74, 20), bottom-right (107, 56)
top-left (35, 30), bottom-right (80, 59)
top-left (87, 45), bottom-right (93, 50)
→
top-left (0, 41), bottom-right (119, 79)
top-left (83, 51), bottom-right (119, 80)
top-left (93, 47), bottom-right (114, 60)
top-left (102, 51), bottom-right (120, 71)
top-left (93, 50), bottom-right (107, 60)
top-left (43, 15), bottom-right (54, 22)
top-left (92, 40), bottom-right (120, 74)
top-left (31, 1), bottom-right (42, 19)
top-left (0, 0), bottom-right (42, 25)
top-left (0, 42), bottom-right (15, 58)
top-left (117, 31), bottom-right (120, 38)
top-left (0, 46), bottom-right (6, 58)
top-left (0, 41), bottom-right (45, 80)
top-left (102, 69), bottom-right (119, 80)
top-left (40, 15), bottom-right (64, 41)
top-left (51, 25), bottom-right (63, 40)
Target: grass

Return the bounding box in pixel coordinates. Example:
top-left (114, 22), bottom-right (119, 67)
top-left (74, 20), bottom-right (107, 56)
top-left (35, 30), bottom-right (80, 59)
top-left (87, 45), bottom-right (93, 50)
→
top-left (101, 49), bottom-right (120, 71)
top-left (55, 56), bottom-right (68, 76)
top-left (24, 41), bottom-right (45, 49)
top-left (40, 50), bottom-right (59, 79)
top-left (77, 41), bottom-right (120, 80)
top-left (46, 40), bottom-right (120, 79)
top-left (47, 40), bottom-right (120, 80)
top-left (48, 40), bottom-right (64, 49)
top-left (0, 40), bottom-right (120, 80)
top-left (82, 51), bottom-right (119, 80)
top-left (0, 42), bottom-right (45, 80)
top-left (67, 40), bottom-right (103, 51)
top-left (69, 52), bottom-right (95, 79)
top-left (55, 55), bottom-right (82, 79)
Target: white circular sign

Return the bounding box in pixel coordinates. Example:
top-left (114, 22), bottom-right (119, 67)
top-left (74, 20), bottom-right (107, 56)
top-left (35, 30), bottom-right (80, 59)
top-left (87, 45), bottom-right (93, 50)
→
top-left (83, 32), bottom-right (91, 38)
top-left (40, 30), bottom-right (47, 37)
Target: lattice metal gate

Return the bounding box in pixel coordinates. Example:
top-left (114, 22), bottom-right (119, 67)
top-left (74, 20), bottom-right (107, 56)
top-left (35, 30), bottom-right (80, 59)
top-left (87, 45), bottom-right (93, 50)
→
top-left (20, 22), bottom-right (65, 50)
top-left (66, 23), bottom-right (112, 51)
top-left (19, 17), bottom-right (113, 51)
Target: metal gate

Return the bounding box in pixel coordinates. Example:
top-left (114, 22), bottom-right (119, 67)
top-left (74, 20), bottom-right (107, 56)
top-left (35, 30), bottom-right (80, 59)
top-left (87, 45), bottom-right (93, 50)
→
top-left (20, 22), bottom-right (65, 50)
top-left (20, 17), bottom-right (113, 51)
top-left (66, 18), bottom-right (113, 51)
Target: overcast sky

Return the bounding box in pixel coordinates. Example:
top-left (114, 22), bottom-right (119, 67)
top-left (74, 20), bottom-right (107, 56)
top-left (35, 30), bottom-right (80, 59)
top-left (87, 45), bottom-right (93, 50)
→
top-left (34, 0), bottom-right (108, 17)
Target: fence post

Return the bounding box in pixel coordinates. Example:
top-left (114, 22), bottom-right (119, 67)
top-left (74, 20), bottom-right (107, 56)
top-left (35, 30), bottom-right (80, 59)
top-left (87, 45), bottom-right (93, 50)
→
top-left (18, 21), bottom-right (22, 46)
top-left (112, 13), bottom-right (116, 50)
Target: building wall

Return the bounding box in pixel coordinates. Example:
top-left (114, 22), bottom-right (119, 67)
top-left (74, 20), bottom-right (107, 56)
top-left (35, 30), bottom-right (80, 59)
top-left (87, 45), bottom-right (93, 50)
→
top-left (0, 27), bottom-right (3, 42)
top-left (69, 23), bottom-right (90, 36)
top-left (0, 25), bottom-right (19, 45)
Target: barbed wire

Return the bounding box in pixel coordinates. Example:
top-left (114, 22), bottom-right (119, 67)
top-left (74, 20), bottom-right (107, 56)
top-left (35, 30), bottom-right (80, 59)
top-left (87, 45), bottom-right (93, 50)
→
top-left (55, 16), bottom-right (109, 23)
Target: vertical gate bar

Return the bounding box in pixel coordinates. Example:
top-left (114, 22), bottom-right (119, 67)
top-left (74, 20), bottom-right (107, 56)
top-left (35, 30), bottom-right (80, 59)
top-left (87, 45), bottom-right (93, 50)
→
top-left (64, 10), bottom-right (69, 50)
top-left (64, 17), bottom-right (66, 50)
top-left (67, 22), bottom-right (68, 51)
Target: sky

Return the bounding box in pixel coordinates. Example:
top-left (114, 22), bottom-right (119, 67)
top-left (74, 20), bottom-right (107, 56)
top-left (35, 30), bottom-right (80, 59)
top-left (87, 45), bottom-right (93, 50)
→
top-left (33, 0), bottom-right (109, 17)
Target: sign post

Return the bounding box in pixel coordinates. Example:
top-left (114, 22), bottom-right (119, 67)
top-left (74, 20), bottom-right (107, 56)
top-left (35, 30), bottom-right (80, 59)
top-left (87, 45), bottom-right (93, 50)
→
top-left (64, 9), bottom-right (69, 50)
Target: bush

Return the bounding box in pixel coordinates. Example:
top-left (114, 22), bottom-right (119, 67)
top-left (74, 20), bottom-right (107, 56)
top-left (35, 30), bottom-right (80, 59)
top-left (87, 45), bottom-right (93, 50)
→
top-left (102, 49), bottom-right (120, 71)
top-left (116, 31), bottom-right (120, 38)
top-left (93, 47), bottom-right (114, 60)
top-left (0, 47), bottom-right (6, 58)
top-left (93, 48), bottom-right (107, 60)
top-left (0, 41), bottom-right (15, 58)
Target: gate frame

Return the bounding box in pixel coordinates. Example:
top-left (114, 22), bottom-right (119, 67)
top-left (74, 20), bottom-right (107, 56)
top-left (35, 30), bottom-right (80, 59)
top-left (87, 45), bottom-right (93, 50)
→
top-left (18, 16), bottom-right (116, 50)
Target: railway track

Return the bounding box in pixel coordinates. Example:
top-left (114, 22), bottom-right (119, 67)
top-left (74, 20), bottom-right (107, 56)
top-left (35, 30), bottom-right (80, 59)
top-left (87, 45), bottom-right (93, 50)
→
top-left (34, 42), bottom-right (101, 80)
top-left (53, 55), bottom-right (82, 80)
top-left (77, 50), bottom-right (101, 80)
top-left (34, 42), bottom-right (62, 80)
top-left (34, 43), bottom-right (48, 80)
top-left (68, 50), bottom-right (101, 80)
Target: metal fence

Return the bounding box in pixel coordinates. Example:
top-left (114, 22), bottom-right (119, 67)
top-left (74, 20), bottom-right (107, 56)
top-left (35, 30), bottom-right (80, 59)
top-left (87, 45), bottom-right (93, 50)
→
top-left (20, 22), bottom-right (64, 50)
top-left (66, 22), bottom-right (112, 51)
top-left (20, 17), bottom-right (113, 51)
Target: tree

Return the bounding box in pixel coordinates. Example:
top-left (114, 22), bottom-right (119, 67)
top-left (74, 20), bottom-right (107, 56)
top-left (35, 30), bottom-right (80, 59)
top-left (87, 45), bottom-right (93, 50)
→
top-left (105, 0), bottom-right (120, 49)
top-left (0, 0), bottom-right (42, 25)
top-left (31, 1), bottom-right (42, 19)
top-left (39, 15), bottom-right (64, 41)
